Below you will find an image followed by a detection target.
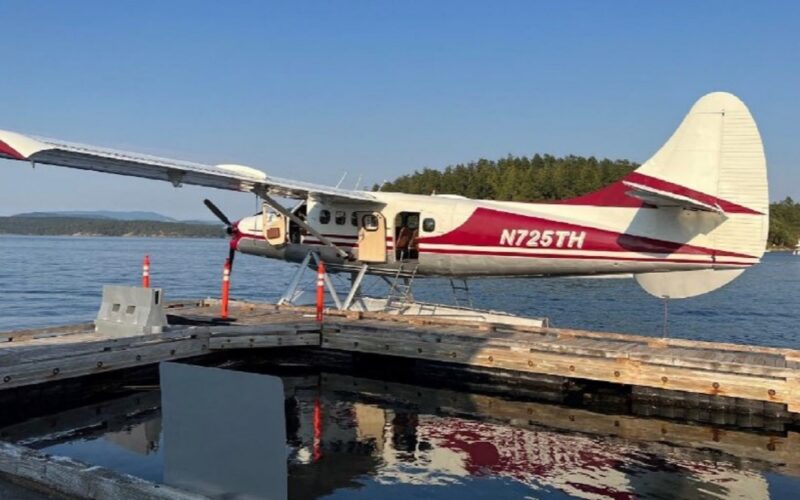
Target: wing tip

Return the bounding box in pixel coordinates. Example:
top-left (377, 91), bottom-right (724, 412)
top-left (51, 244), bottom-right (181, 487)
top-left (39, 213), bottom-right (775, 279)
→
top-left (0, 129), bottom-right (50, 160)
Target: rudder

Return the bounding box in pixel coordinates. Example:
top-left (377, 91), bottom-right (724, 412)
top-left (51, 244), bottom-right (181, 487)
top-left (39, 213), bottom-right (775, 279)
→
top-left (632, 92), bottom-right (769, 298)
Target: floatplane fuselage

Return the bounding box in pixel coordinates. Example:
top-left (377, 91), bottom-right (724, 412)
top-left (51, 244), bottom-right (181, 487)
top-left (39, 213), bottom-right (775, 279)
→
top-left (0, 92), bottom-right (769, 299)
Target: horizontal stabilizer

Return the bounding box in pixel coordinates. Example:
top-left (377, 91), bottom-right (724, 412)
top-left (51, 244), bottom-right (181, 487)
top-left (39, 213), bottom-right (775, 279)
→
top-left (623, 180), bottom-right (724, 213)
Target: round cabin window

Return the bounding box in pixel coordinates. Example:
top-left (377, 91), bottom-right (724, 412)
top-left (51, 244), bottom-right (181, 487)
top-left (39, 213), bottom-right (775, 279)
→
top-left (422, 218), bottom-right (436, 232)
top-left (319, 209), bottom-right (331, 224)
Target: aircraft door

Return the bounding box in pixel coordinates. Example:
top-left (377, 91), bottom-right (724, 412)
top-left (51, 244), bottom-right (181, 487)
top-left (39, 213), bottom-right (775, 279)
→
top-left (262, 207), bottom-right (287, 246)
top-left (357, 212), bottom-right (387, 263)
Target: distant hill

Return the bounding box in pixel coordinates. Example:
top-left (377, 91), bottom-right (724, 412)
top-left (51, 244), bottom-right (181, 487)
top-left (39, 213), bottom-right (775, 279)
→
top-left (0, 215), bottom-right (225, 238)
top-left (13, 210), bottom-right (177, 222)
top-left (11, 210), bottom-right (219, 225)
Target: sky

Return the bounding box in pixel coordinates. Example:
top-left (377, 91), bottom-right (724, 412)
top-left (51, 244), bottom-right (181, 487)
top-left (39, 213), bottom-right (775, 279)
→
top-left (0, 1), bottom-right (797, 219)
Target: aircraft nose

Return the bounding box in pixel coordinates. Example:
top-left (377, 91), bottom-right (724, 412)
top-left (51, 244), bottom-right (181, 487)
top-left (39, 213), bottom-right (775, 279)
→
top-left (228, 220), bottom-right (240, 236)
top-left (229, 220), bottom-right (242, 250)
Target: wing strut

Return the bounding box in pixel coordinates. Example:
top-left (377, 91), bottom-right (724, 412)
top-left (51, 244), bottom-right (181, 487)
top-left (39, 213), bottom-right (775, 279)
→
top-left (258, 190), bottom-right (350, 259)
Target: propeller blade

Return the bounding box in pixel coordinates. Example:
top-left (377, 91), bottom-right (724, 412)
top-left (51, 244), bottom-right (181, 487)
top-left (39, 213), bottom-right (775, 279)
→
top-left (228, 247), bottom-right (236, 270)
top-left (203, 199), bottom-right (232, 227)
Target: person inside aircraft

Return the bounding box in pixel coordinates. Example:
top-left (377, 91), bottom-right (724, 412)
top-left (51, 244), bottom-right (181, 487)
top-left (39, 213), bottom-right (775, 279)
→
top-left (409, 231), bottom-right (418, 259)
top-left (289, 203), bottom-right (307, 243)
top-left (395, 213), bottom-right (420, 261)
top-left (396, 223), bottom-right (412, 260)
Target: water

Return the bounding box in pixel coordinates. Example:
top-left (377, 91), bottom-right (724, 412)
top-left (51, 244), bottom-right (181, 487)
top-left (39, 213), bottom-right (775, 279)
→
top-left (1, 235), bottom-right (798, 347)
top-left (4, 355), bottom-right (797, 500)
top-left (1, 235), bottom-right (799, 499)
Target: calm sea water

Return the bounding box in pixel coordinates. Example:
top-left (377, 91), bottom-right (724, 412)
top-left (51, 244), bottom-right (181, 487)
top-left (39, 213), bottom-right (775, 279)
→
top-left (0, 235), bottom-right (797, 347)
top-left (1, 235), bottom-right (799, 499)
top-left (5, 356), bottom-right (798, 500)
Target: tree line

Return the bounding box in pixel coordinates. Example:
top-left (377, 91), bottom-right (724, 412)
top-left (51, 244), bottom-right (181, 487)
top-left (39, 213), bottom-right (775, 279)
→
top-left (376, 154), bottom-right (637, 201)
top-left (0, 216), bottom-right (226, 238)
top-left (376, 154), bottom-right (800, 249)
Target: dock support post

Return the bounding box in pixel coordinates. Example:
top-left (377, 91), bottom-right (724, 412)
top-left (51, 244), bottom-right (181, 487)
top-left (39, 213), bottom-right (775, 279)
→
top-left (221, 259), bottom-right (231, 319)
top-left (142, 255), bottom-right (150, 288)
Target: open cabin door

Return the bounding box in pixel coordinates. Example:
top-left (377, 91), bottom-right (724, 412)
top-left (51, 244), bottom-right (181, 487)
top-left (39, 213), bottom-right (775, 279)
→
top-left (262, 206), bottom-right (287, 246)
top-left (357, 212), bottom-right (386, 263)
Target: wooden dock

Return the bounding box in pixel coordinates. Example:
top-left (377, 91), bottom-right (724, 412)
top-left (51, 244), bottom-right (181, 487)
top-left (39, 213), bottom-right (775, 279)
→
top-left (1, 300), bottom-right (799, 499)
top-left (2, 298), bottom-right (799, 415)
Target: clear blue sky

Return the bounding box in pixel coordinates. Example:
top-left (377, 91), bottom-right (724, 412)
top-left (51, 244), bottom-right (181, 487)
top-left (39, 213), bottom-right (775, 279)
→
top-left (0, 1), bottom-right (797, 219)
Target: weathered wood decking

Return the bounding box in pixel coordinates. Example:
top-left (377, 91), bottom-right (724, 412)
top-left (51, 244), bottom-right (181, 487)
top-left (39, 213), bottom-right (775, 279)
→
top-left (1, 301), bottom-right (799, 499)
top-left (2, 299), bottom-right (799, 414)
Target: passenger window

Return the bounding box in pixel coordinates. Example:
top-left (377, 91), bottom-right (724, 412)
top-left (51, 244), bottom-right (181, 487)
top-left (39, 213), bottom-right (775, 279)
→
top-left (319, 209), bottom-right (331, 224)
top-left (335, 210), bottom-right (346, 225)
top-left (351, 212), bottom-right (359, 226)
top-left (363, 214), bottom-right (379, 231)
top-left (423, 218), bottom-right (436, 232)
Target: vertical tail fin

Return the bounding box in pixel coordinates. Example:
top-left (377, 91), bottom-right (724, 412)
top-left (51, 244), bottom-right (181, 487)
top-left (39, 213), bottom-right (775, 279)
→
top-left (632, 92), bottom-right (769, 298)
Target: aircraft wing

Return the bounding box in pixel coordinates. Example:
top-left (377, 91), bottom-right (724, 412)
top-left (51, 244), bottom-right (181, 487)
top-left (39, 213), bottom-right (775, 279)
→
top-left (0, 129), bottom-right (380, 204)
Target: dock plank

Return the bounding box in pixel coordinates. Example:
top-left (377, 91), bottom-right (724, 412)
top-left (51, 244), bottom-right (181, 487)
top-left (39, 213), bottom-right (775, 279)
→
top-left (2, 299), bottom-right (800, 415)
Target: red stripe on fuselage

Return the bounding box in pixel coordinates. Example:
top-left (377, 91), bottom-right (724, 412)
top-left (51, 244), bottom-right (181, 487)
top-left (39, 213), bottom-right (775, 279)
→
top-left (419, 247), bottom-right (751, 266)
top-left (556, 179), bottom-right (645, 208)
top-left (320, 233), bottom-right (359, 240)
top-left (420, 207), bottom-right (755, 259)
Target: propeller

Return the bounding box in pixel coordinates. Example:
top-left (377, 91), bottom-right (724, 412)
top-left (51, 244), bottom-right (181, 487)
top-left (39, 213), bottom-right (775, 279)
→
top-left (203, 198), bottom-right (237, 270)
top-left (204, 198), bottom-right (233, 230)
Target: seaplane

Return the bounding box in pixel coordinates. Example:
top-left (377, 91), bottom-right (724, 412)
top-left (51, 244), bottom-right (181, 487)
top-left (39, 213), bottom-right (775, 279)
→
top-left (0, 92), bottom-right (769, 321)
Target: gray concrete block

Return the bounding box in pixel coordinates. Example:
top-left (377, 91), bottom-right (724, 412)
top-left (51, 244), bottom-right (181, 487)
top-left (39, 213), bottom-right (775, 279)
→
top-left (95, 285), bottom-right (168, 336)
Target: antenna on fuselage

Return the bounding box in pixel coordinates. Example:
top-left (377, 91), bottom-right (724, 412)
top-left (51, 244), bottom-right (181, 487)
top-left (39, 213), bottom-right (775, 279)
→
top-left (336, 171), bottom-right (348, 188)
top-left (353, 174), bottom-right (362, 190)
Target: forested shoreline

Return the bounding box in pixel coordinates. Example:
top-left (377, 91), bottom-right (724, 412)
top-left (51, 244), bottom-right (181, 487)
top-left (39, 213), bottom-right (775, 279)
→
top-left (377, 154), bottom-right (800, 249)
top-left (0, 216), bottom-right (225, 238)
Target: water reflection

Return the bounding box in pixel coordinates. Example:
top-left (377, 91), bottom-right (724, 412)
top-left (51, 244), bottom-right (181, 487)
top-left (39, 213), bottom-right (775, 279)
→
top-left (2, 360), bottom-right (797, 499)
top-left (160, 362), bottom-right (288, 499)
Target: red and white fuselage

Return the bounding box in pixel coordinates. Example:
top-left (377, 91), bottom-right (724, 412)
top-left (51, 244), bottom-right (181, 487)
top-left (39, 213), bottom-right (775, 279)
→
top-left (233, 92), bottom-right (769, 298)
top-left (0, 92), bottom-right (769, 299)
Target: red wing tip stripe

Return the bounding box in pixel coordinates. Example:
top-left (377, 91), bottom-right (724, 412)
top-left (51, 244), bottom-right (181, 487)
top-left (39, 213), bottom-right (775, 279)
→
top-left (0, 140), bottom-right (26, 160)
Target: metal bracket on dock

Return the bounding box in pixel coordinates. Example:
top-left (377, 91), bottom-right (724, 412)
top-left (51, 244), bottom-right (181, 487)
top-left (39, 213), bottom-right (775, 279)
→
top-left (95, 285), bottom-right (168, 336)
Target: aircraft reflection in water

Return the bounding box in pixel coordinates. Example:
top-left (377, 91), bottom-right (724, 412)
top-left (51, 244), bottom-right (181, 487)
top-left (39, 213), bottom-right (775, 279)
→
top-left (10, 362), bottom-right (795, 499)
